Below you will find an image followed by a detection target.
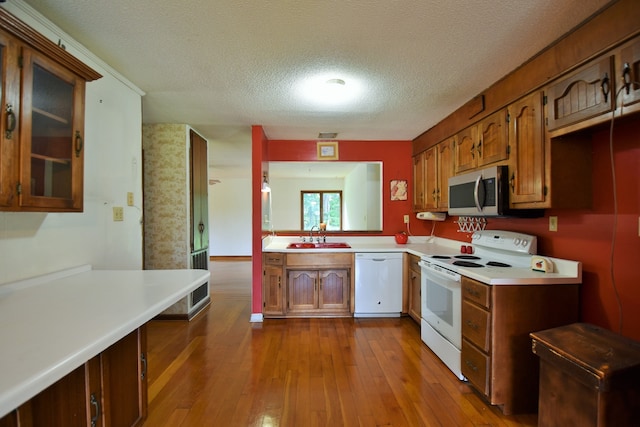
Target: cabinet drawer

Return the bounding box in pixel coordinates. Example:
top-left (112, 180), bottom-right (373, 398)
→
top-left (462, 300), bottom-right (491, 352)
top-left (462, 277), bottom-right (490, 308)
top-left (462, 339), bottom-right (490, 396)
top-left (264, 253), bottom-right (284, 265)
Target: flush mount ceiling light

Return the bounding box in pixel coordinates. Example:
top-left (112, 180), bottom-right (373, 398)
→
top-left (296, 73), bottom-right (363, 107)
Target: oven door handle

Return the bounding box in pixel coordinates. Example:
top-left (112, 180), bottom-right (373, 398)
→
top-left (419, 261), bottom-right (461, 284)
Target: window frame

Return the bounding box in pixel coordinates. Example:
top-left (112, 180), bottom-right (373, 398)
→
top-left (300, 190), bottom-right (343, 231)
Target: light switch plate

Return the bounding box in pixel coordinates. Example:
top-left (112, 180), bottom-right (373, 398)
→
top-left (127, 192), bottom-right (134, 206)
top-left (549, 216), bottom-right (558, 232)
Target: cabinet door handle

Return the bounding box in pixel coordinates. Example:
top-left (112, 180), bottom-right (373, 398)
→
top-left (470, 143), bottom-right (475, 159)
top-left (622, 63), bottom-right (632, 95)
top-left (75, 131), bottom-right (83, 157)
top-left (90, 393), bottom-right (101, 427)
top-left (601, 72), bottom-right (610, 103)
top-left (140, 352), bottom-right (147, 380)
top-left (466, 319), bottom-right (479, 330)
top-left (5, 104), bottom-right (16, 139)
top-left (509, 172), bottom-right (516, 192)
top-left (464, 359), bottom-right (478, 372)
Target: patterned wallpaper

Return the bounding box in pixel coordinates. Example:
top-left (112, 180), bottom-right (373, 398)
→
top-left (142, 124), bottom-right (190, 314)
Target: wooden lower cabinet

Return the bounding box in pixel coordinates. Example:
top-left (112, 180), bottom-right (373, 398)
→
top-left (461, 277), bottom-right (580, 415)
top-left (101, 327), bottom-right (147, 427)
top-left (262, 253), bottom-right (285, 316)
top-left (263, 252), bottom-right (353, 318)
top-left (1, 326), bottom-right (147, 427)
top-left (287, 269), bottom-right (350, 315)
top-left (407, 254), bottom-right (421, 323)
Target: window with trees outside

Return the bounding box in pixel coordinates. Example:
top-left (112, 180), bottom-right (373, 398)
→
top-left (301, 191), bottom-right (342, 231)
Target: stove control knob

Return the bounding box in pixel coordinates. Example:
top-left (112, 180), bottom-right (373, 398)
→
top-left (514, 238), bottom-right (521, 246)
top-left (521, 239), bottom-right (528, 247)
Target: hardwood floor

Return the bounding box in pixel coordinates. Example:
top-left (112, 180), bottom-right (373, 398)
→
top-left (142, 261), bottom-right (538, 426)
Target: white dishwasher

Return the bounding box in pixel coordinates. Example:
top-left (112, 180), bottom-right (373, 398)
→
top-left (354, 252), bottom-right (403, 317)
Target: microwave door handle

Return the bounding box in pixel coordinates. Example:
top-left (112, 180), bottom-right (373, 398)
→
top-left (473, 174), bottom-right (483, 211)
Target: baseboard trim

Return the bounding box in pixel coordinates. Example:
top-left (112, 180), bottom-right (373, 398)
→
top-left (210, 255), bottom-right (252, 261)
top-left (250, 313), bottom-right (264, 323)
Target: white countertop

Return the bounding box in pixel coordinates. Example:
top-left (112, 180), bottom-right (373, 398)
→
top-left (263, 235), bottom-right (582, 285)
top-left (0, 265), bottom-right (210, 419)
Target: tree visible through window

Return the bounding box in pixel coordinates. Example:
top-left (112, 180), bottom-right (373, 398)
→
top-left (301, 191), bottom-right (342, 231)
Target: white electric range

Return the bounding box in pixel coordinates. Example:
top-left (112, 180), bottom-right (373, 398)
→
top-left (418, 230), bottom-right (550, 380)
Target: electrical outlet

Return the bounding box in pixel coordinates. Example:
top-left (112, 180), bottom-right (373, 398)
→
top-left (127, 192), bottom-right (134, 206)
top-left (403, 214), bottom-right (410, 224)
top-left (113, 206), bottom-right (124, 221)
top-left (549, 216), bottom-right (558, 232)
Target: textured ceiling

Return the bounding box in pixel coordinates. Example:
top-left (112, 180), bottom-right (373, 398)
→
top-left (19, 0), bottom-right (611, 176)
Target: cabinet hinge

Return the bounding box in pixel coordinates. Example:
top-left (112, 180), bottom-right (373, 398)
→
top-left (263, 302), bottom-right (266, 308)
top-left (544, 186), bottom-right (548, 196)
top-left (543, 95), bottom-right (547, 106)
top-left (16, 183), bottom-right (21, 195)
top-left (507, 145), bottom-right (511, 155)
top-left (18, 55), bottom-right (23, 69)
top-left (506, 113), bottom-right (510, 123)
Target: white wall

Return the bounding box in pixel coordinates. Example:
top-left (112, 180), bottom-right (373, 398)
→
top-left (208, 176), bottom-right (252, 256)
top-left (0, 1), bottom-right (144, 284)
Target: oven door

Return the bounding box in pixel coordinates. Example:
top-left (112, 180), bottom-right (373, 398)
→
top-left (420, 261), bottom-right (462, 349)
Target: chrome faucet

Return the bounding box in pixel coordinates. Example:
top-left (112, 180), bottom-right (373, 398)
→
top-left (309, 225), bottom-right (320, 242)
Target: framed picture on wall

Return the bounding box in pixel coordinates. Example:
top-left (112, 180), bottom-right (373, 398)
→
top-left (390, 179), bottom-right (407, 201)
top-left (317, 141), bottom-right (339, 160)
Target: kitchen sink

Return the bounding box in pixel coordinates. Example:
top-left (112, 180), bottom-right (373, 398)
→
top-left (286, 242), bottom-right (351, 249)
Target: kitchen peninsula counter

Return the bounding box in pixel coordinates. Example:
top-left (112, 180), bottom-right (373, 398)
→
top-left (262, 235), bottom-right (582, 285)
top-left (0, 265), bottom-right (210, 419)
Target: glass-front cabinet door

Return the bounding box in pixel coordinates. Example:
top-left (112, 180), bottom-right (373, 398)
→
top-left (19, 48), bottom-right (85, 211)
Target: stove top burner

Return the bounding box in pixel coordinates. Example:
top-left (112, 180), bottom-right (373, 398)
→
top-left (486, 261), bottom-right (511, 267)
top-left (431, 255), bottom-right (452, 259)
top-left (452, 260), bottom-right (484, 268)
top-left (454, 255), bottom-right (481, 260)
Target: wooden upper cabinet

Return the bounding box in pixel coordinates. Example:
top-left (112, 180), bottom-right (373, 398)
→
top-left (437, 137), bottom-right (455, 210)
top-left (423, 145), bottom-right (438, 210)
top-left (454, 110), bottom-right (508, 174)
top-left (412, 151), bottom-right (425, 211)
top-left (454, 125), bottom-right (477, 174)
top-left (619, 35), bottom-right (640, 110)
top-left (18, 49), bottom-right (86, 211)
top-left (546, 55), bottom-right (614, 131)
top-left (0, 31), bottom-right (19, 208)
top-left (0, 9), bottom-right (101, 212)
top-left (507, 92), bottom-right (545, 206)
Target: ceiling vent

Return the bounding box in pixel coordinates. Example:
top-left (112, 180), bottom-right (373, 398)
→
top-left (318, 132), bottom-right (338, 139)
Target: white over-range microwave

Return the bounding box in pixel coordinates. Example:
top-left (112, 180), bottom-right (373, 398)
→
top-left (448, 165), bottom-right (543, 217)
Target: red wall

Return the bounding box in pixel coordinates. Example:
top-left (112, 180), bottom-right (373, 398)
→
top-left (254, 124), bottom-right (640, 341)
